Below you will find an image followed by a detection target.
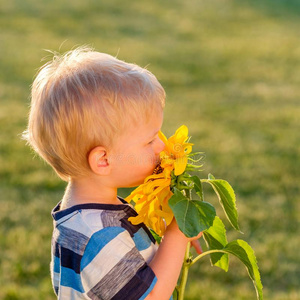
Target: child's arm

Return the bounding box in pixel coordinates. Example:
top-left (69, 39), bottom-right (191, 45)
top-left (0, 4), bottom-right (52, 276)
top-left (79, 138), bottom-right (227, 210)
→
top-left (146, 220), bottom-right (201, 300)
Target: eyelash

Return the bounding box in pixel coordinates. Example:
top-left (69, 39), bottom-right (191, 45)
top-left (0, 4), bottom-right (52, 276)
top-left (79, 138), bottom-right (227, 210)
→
top-left (148, 139), bottom-right (155, 145)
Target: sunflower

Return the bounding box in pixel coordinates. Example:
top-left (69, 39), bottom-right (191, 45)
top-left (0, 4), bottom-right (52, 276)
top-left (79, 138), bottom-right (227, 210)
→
top-left (159, 125), bottom-right (193, 176)
top-left (125, 125), bottom-right (193, 236)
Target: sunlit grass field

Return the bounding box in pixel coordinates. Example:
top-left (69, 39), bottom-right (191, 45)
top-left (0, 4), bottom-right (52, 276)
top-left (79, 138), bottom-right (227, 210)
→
top-left (0, 0), bottom-right (299, 299)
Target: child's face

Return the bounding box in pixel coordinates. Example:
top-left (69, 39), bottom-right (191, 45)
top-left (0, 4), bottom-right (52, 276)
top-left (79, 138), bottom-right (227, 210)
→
top-left (108, 110), bottom-right (165, 188)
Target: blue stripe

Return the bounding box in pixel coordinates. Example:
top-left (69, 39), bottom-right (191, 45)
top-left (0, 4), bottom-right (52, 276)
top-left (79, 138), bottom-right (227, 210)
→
top-left (53, 255), bottom-right (60, 273)
top-left (132, 228), bottom-right (152, 251)
top-left (61, 266), bottom-right (84, 293)
top-left (80, 227), bottom-right (125, 271)
top-left (139, 277), bottom-right (157, 300)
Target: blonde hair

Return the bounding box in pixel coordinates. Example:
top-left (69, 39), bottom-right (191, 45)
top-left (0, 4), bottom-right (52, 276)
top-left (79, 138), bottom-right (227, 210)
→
top-left (23, 46), bottom-right (165, 181)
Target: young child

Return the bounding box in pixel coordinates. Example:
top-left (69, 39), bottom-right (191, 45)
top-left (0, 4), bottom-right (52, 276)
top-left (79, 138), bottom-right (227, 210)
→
top-left (24, 47), bottom-right (201, 300)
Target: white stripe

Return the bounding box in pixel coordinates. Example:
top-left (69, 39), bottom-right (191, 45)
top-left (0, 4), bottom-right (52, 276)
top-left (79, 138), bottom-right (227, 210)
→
top-left (81, 230), bottom-right (135, 290)
top-left (140, 243), bottom-right (158, 263)
top-left (52, 271), bottom-right (60, 288)
top-left (59, 210), bottom-right (104, 239)
top-left (80, 210), bottom-right (105, 231)
top-left (55, 211), bottom-right (79, 226)
top-left (58, 285), bottom-right (87, 300)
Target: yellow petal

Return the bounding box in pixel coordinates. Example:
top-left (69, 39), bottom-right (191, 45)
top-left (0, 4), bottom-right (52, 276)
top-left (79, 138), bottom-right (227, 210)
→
top-left (144, 172), bottom-right (165, 183)
top-left (155, 208), bottom-right (173, 223)
top-left (128, 215), bottom-right (144, 225)
top-left (170, 125), bottom-right (188, 144)
top-left (175, 125), bottom-right (188, 139)
top-left (135, 196), bottom-right (149, 211)
top-left (158, 130), bottom-right (168, 147)
top-left (174, 156), bottom-right (188, 175)
top-left (183, 144), bottom-right (193, 155)
top-left (125, 184), bottom-right (145, 202)
top-left (143, 178), bottom-right (167, 195)
top-left (161, 157), bottom-right (175, 169)
top-left (162, 211), bottom-right (173, 226)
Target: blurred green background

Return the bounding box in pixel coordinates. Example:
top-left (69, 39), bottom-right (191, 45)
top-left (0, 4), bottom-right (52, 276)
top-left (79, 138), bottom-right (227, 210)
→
top-left (0, 0), bottom-right (299, 299)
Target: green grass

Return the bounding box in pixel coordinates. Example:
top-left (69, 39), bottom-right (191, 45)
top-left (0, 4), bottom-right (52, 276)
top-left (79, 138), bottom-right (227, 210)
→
top-left (1, 0), bottom-right (299, 299)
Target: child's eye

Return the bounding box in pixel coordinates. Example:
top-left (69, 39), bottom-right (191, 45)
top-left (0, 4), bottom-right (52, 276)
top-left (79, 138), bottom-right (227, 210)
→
top-left (148, 139), bottom-right (155, 145)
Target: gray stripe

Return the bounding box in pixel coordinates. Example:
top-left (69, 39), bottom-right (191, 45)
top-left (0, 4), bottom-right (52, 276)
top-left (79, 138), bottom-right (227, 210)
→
top-left (100, 210), bottom-right (127, 228)
top-left (87, 247), bottom-right (145, 300)
top-left (53, 225), bottom-right (89, 255)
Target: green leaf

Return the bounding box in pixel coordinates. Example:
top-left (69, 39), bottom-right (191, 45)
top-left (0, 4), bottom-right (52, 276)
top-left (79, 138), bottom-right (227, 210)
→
top-left (169, 188), bottom-right (216, 238)
top-left (150, 229), bottom-right (162, 244)
top-left (203, 217), bottom-right (229, 271)
top-left (190, 175), bottom-right (204, 201)
top-left (224, 240), bottom-right (263, 300)
top-left (193, 239), bottom-right (263, 300)
top-left (202, 176), bottom-right (240, 232)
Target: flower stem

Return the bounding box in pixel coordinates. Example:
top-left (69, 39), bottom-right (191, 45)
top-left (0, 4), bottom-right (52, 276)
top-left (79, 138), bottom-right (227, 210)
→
top-left (191, 249), bottom-right (228, 266)
top-left (177, 242), bottom-right (191, 300)
top-left (176, 188), bottom-right (193, 300)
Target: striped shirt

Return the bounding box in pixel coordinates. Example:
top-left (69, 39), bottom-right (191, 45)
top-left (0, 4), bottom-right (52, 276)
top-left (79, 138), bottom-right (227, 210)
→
top-left (51, 198), bottom-right (158, 300)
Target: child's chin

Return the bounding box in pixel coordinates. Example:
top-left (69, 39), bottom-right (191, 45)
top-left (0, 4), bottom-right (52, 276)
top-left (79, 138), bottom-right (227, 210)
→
top-left (129, 175), bottom-right (150, 187)
top-left (125, 168), bottom-right (155, 187)
top-left (131, 178), bottom-right (145, 187)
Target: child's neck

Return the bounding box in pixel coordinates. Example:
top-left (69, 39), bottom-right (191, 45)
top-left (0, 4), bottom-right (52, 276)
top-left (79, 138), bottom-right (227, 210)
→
top-left (61, 177), bottom-right (122, 210)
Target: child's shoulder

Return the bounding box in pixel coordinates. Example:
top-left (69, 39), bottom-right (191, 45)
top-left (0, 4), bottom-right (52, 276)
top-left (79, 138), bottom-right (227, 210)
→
top-left (51, 201), bottom-right (136, 254)
top-left (51, 198), bottom-right (156, 240)
top-left (52, 200), bottom-right (132, 232)
top-left (52, 199), bottom-right (157, 249)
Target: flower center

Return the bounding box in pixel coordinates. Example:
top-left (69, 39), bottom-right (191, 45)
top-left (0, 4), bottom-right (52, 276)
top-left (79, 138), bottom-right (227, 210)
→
top-left (153, 163), bottom-right (164, 175)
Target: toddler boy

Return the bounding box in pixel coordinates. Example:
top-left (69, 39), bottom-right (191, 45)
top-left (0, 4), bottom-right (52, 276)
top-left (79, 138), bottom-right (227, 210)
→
top-left (24, 47), bottom-right (200, 300)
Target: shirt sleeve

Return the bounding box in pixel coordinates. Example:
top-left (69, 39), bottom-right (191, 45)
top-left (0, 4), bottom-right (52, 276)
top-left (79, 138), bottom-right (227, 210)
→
top-left (80, 226), bottom-right (157, 300)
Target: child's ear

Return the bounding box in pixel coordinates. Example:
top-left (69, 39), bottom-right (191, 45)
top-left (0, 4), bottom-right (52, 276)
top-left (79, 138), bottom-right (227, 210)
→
top-left (88, 146), bottom-right (111, 175)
